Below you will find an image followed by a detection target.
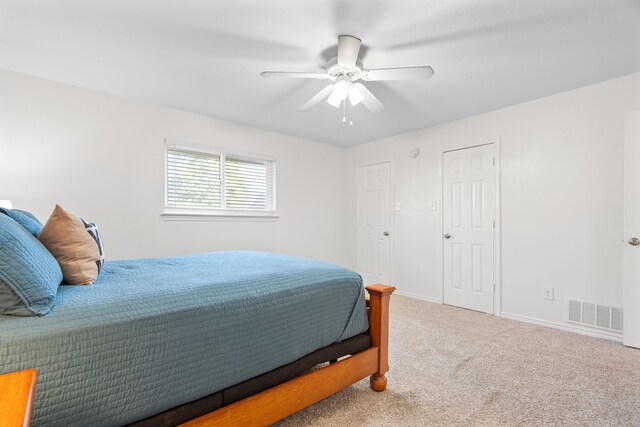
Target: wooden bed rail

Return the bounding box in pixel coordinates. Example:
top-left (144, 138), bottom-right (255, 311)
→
top-left (181, 284), bottom-right (395, 427)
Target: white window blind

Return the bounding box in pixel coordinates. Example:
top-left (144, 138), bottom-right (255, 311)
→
top-left (166, 145), bottom-right (276, 216)
top-left (167, 148), bottom-right (222, 209)
top-left (225, 156), bottom-right (271, 210)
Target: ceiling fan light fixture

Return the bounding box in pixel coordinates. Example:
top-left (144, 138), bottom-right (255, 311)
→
top-left (348, 85), bottom-right (364, 106)
top-left (326, 91), bottom-right (342, 107)
top-left (326, 80), bottom-right (349, 107)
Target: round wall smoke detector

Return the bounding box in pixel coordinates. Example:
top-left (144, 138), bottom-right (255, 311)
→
top-left (409, 148), bottom-right (420, 158)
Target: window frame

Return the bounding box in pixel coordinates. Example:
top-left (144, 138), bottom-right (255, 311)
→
top-left (162, 140), bottom-right (277, 220)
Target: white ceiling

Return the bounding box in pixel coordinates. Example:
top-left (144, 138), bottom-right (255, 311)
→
top-left (1, 0), bottom-right (639, 147)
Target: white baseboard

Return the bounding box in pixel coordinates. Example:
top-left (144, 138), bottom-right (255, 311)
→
top-left (393, 291), bottom-right (623, 343)
top-left (500, 311), bottom-right (623, 343)
top-left (393, 289), bottom-right (442, 304)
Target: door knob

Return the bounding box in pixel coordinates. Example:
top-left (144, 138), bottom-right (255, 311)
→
top-left (444, 233), bottom-right (451, 239)
top-left (629, 237), bottom-right (640, 246)
top-left (383, 231), bottom-right (389, 236)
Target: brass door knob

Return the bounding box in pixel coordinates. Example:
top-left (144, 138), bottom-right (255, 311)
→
top-left (629, 237), bottom-right (640, 246)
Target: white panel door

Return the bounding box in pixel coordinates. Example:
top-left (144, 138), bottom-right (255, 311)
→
top-left (443, 144), bottom-right (495, 314)
top-left (357, 162), bottom-right (391, 285)
top-left (624, 111), bottom-right (640, 348)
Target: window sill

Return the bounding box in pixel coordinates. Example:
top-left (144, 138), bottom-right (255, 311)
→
top-left (161, 209), bottom-right (279, 222)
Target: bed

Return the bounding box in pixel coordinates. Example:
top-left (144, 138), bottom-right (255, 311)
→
top-left (0, 251), bottom-right (394, 426)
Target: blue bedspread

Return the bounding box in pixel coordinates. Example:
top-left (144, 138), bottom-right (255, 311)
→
top-left (0, 251), bottom-right (368, 426)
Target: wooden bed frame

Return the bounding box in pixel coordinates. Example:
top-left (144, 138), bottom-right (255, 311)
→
top-left (180, 284), bottom-right (396, 427)
top-left (7, 285), bottom-right (394, 427)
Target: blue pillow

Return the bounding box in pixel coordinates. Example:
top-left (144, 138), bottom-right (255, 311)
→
top-left (0, 208), bottom-right (43, 237)
top-left (0, 214), bottom-right (62, 316)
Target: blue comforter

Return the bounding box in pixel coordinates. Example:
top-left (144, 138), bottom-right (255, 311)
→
top-left (0, 251), bottom-right (368, 426)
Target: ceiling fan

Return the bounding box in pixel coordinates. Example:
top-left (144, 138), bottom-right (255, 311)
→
top-left (260, 35), bottom-right (434, 114)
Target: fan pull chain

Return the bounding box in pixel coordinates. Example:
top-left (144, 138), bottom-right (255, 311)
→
top-left (341, 98), bottom-right (354, 127)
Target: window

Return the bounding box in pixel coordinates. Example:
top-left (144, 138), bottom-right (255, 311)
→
top-left (164, 143), bottom-right (276, 218)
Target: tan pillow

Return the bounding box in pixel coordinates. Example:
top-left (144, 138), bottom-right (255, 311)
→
top-left (38, 204), bottom-right (105, 285)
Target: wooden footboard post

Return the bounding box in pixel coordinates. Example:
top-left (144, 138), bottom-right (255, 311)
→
top-left (365, 284), bottom-right (396, 392)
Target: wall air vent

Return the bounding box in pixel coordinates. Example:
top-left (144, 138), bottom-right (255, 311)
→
top-left (567, 299), bottom-right (623, 332)
top-left (582, 302), bottom-right (596, 326)
top-left (596, 305), bottom-right (611, 329)
top-left (611, 307), bottom-right (624, 332)
top-left (568, 300), bottom-right (581, 323)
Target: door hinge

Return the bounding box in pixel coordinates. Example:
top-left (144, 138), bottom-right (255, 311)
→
top-left (493, 220), bottom-right (495, 229)
top-left (493, 157), bottom-right (495, 166)
top-left (493, 283), bottom-right (496, 293)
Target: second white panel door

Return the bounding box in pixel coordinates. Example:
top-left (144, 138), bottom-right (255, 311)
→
top-left (357, 162), bottom-right (391, 285)
top-left (443, 144), bottom-right (495, 314)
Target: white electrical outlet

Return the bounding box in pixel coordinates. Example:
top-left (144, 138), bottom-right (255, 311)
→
top-left (543, 287), bottom-right (554, 301)
top-left (395, 202), bottom-right (401, 211)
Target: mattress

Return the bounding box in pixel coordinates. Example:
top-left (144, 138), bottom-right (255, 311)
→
top-left (0, 251), bottom-right (368, 426)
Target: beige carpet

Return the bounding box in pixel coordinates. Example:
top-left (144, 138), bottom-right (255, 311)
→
top-left (277, 295), bottom-right (640, 426)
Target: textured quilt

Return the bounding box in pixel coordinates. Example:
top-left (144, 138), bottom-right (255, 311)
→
top-left (0, 251), bottom-right (368, 426)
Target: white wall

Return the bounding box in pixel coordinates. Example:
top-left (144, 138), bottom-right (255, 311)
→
top-left (0, 68), bottom-right (351, 265)
top-left (3, 66), bottom-right (639, 337)
top-left (347, 73), bottom-right (640, 332)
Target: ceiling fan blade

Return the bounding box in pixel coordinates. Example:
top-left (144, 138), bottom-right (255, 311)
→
top-left (261, 71), bottom-right (328, 79)
top-left (353, 83), bottom-right (385, 113)
top-left (362, 66), bottom-right (434, 81)
top-left (300, 85), bottom-right (335, 111)
top-left (337, 35), bottom-right (361, 68)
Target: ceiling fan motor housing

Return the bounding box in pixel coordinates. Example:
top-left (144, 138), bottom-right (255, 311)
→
top-left (326, 57), bottom-right (364, 81)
